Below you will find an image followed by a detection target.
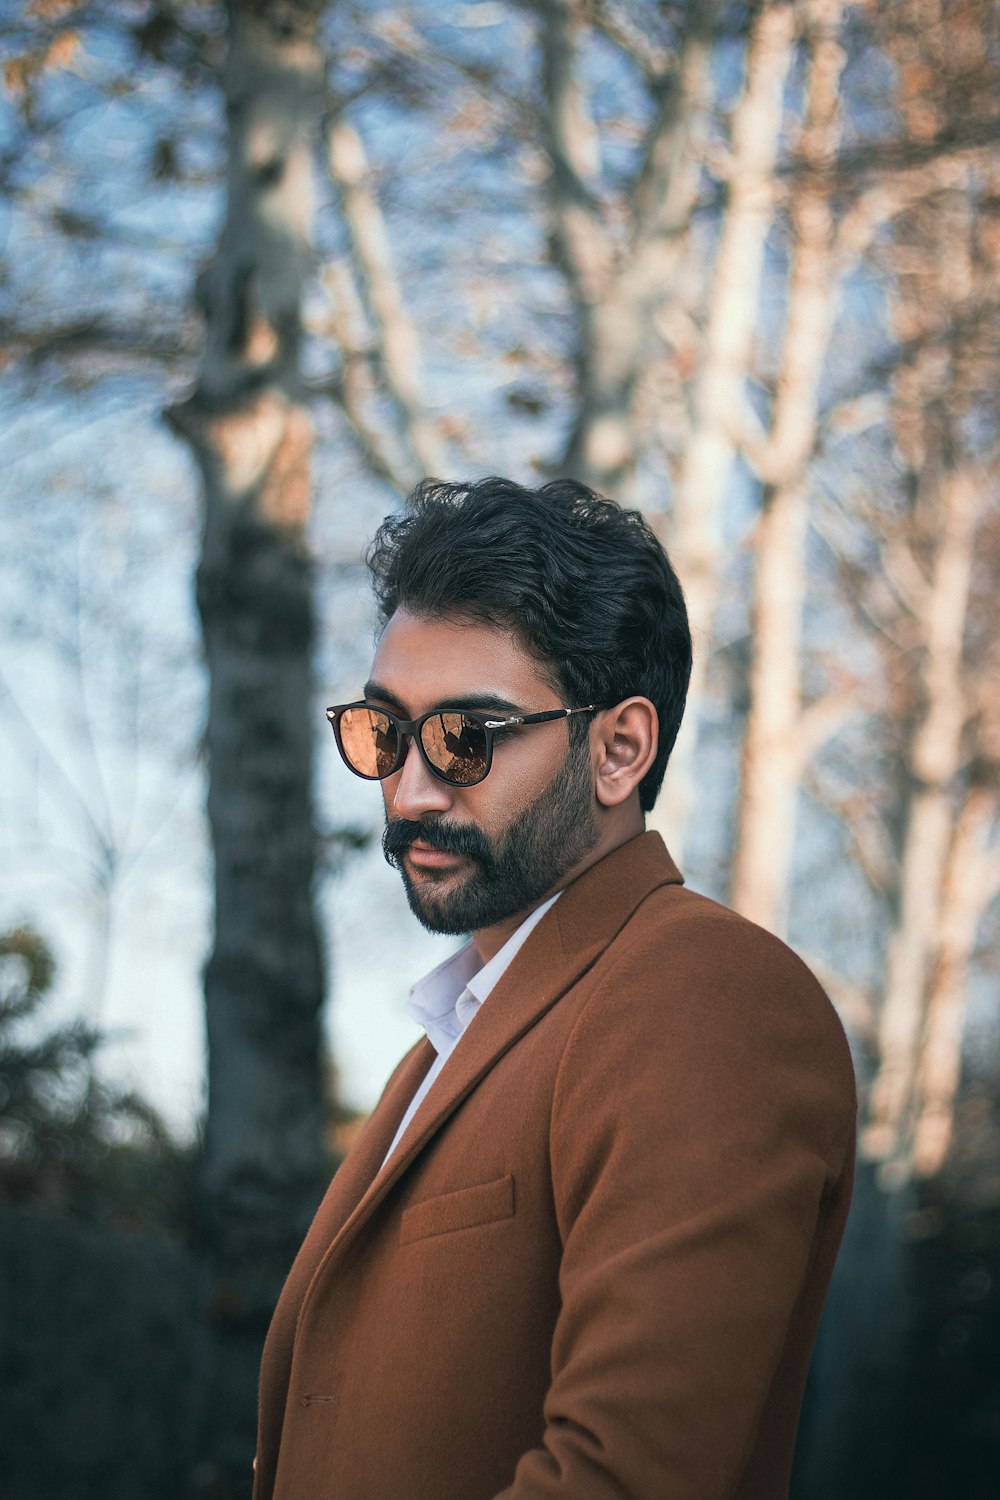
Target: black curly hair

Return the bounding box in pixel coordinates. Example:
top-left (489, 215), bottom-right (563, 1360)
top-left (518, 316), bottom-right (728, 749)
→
top-left (366, 476), bottom-right (691, 812)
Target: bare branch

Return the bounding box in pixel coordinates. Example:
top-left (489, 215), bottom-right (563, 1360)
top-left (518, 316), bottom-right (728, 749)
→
top-left (591, 0), bottom-right (672, 80)
top-left (628, 0), bottom-right (724, 263)
top-left (876, 534), bottom-right (930, 619)
top-left (0, 316), bottom-right (195, 370)
top-left (805, 766), bottom-right (898, 896)
top-left (545, 0), bottom-right (723, 492)
top-left (793, 690), bottom-right (857, 771)
top-left (317, 259), bottom-right (417, 495)
top-left (538, 0), bottom-right (610, 307)
top-left (823, 117), bottom-right (1000, 192)
top-left (325, 112), bottom-right (445, 479)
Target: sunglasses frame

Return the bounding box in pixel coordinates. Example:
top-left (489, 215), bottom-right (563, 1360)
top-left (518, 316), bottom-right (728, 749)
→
top-left (325, 700), bottom-right (601, 788)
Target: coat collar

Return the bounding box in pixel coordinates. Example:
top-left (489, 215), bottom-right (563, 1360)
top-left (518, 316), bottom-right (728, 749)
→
top-left (306, 832), bottom-right (681, 1276)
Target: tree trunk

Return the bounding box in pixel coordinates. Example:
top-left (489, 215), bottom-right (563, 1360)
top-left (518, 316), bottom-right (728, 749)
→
top-left (653, 0), bottom-right (796, 855)
top-left (729, 479), bottom-right (809, 931)
top-left (166, 1), bottom-right (328, 1491)
top-left (911, 785), bottom-right (1000, 1176)
top-left (862, 465), bottom-right (976, 1178)
top-left (728, 0), bottom-right (847, 933)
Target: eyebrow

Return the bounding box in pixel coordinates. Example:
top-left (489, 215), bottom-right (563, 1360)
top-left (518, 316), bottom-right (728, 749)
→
top-left (363, 681), bottom-right (524, 716)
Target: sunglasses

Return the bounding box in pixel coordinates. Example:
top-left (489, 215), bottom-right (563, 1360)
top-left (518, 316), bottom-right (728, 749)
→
top-left (325, 701), bottom-right (600, 787)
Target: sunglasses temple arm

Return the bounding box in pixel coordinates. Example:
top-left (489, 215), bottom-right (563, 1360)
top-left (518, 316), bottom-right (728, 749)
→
top-left (488, 705), bottom-right (598, 728)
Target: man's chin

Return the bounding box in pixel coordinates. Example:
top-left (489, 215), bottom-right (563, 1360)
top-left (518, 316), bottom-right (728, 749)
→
top-left (401, 884), bottom-right (475, 936)
top-left (399, 862), bottom-right (478, 935)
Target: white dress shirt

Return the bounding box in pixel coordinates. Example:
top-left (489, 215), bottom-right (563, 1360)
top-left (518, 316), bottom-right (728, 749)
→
top-left (379, 891), bottom-right (562, 1170)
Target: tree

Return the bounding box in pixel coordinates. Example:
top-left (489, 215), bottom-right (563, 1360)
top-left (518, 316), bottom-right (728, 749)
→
top-left (725, 0), bottom-right (850, 931)
top-left (164, 1), bottom-right (331, 1490)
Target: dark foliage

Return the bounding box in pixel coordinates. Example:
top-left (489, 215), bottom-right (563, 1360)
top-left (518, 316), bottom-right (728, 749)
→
top-left (0, 926), bottom-right (194, 1235)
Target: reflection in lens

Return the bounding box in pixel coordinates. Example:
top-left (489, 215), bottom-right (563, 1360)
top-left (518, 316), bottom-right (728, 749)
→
top-left (422, 713), bottom-right (488, 785)
top-left (340, 707), bottom-right (398, 778)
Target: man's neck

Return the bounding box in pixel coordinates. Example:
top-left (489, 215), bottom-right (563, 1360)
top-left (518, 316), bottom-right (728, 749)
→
top-left (472, 907), bottom-right (548, 966)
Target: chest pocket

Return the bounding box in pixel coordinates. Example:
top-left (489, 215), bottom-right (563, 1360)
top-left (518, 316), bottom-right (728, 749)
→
top-left (400, 1173), bottom-right (515, 1245)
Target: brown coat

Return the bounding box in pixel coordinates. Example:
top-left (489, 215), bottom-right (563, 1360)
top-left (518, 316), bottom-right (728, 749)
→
top-left (255, 833), bottom-right (856, 1500)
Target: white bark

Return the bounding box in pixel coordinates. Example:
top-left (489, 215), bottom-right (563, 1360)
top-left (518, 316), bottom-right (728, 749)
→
top-left (652, 0), bottom-right (797, 853)
top-left (728, 0), bottom-right (848, 933)
top-left (729, 485), bottom-right (810, 931)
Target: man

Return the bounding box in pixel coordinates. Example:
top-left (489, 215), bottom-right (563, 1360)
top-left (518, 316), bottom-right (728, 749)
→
top-left (255, 477), bottom-right (856, 1500)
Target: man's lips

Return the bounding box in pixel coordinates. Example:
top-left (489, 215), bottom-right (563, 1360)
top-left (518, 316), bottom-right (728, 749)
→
top-left (383, 818), bottom-right (489, 873)
top-left (405, 842), bottom-right (468, 871)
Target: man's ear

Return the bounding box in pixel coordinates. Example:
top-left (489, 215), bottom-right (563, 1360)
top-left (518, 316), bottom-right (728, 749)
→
top-left (592, 698), bottom-right (658, 808)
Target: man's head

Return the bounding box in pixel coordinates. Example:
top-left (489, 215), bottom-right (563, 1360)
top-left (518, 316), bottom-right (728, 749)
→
top-left (367, 477), bottom-right (691, 805)
top-left (352, 476), bottom-right (691, 939)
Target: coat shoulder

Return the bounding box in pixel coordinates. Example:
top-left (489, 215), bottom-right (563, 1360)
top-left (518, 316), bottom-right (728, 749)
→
top-left (560, 879), bottom-right (858, 1157)
top-left (614, 880), bottom-right (847, 1032)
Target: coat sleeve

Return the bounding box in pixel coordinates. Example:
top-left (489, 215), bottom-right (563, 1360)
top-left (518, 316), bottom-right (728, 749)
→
top-left (494, 910), bottom-right (856, 1500)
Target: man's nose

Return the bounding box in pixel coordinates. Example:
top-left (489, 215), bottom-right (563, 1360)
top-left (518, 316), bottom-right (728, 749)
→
top-left (386, 734), bottom-right (454, 820)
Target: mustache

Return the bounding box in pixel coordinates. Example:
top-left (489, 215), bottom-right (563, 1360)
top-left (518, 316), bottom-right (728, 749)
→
top-left (382, 817), bottom-right (491, 868)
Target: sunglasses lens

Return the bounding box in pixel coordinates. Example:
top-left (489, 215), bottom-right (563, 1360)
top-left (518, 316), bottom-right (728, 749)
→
top-left (338, 707), bottom-right (399, 778)
top-left (421, 712), bottom-right (489, 785)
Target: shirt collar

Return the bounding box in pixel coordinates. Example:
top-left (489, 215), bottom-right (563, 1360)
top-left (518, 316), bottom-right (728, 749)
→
top-left (405, 890), bottom-right (562, 1056)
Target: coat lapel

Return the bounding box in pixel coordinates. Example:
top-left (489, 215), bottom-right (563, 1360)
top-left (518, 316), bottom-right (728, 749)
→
top-left (302, 833), bottom-right (682, 1283)
top-left (256, 1035), bottom-right (435, 1492)
top-left (319, 1037), bottom-right (436, 1220)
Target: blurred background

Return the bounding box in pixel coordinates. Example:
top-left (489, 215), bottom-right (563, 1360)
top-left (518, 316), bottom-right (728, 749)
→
top-left (1, 0), bottom-right (998, 1496)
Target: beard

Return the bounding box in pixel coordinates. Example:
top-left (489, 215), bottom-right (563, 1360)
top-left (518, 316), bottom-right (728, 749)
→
top-left (381, 740), bottom-right (600, 935)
